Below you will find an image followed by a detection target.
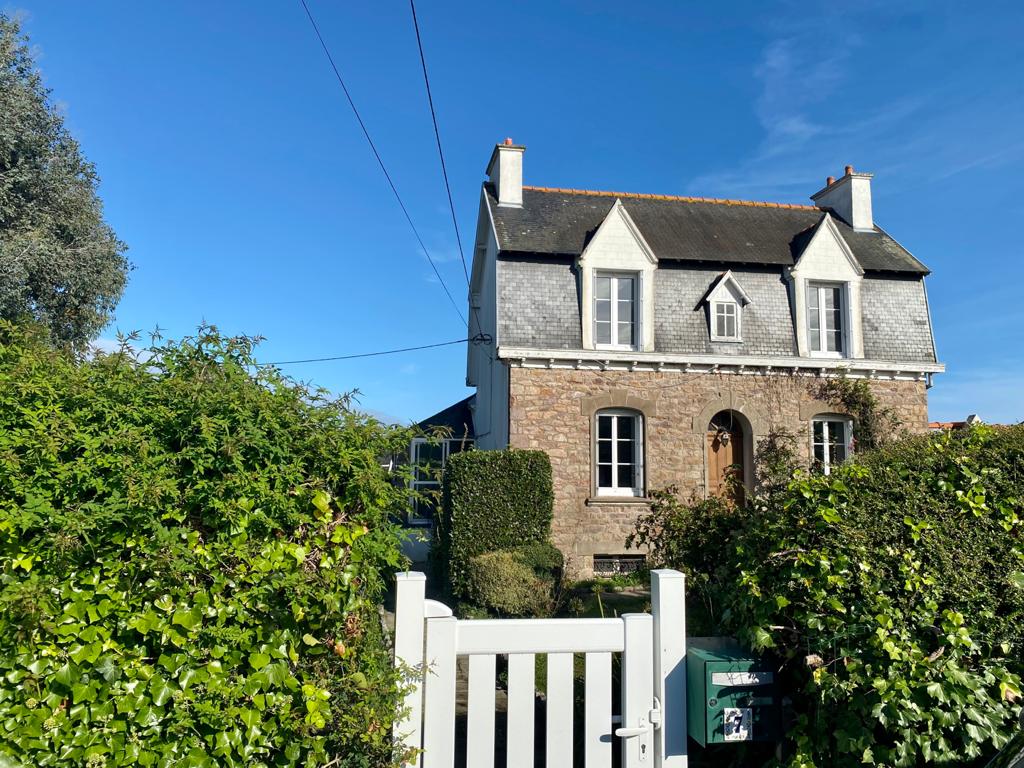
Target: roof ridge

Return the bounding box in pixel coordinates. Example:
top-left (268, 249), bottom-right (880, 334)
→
top-left (521, 185), bottom-right (820, 211)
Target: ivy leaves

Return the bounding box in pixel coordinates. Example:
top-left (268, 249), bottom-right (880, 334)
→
top-left (0, 326), bottom-right (414, 767)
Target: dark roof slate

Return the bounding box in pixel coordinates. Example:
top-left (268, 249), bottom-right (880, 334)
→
top-left (487, 186), bottom-right (929, 274)
top-left (416, 395), bottom-right (475, 439)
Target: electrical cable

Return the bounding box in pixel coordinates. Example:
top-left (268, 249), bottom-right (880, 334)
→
top-left (297, 0), bottom-right (466, 326)
top-left (408, 0), bottom-right (471, 289)
top-left (262, 334), bottom-right (491, 366)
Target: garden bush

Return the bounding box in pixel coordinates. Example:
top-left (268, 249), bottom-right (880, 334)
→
top-left (464, 551), bottom-right (551, 617)
top-left (636, 424), bottom-right (1024, 767)
top-left (437, 449), bottom-right (553, 595)
top-left (0, 324), bottom-right (414, 767)
top-left (462, 543), bottom-right (563, 617)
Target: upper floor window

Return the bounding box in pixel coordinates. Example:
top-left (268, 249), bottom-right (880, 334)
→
top-left (711, 300), bottom-right (740, 342)
top-left (594, 273), bottom-right (637, 350)
top-left (408, 437), bottom-right (473, 525)
top-left (595, 409), bottom-right (644, 497)
top-left (811, 417), bottom-right (851, 474)
top-left (807, 282), bottom-right (845, 356)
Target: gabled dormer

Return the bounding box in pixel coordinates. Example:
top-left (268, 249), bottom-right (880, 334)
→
top-left (577, 199), bottom-right (658, 352)
top-left (788, 213), bottom-right (865, 359)
top-left (703, 270), bottom-right (751, 343)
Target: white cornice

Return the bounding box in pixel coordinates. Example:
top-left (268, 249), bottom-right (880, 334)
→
top-left (498, 346), bottom-right (944, 380)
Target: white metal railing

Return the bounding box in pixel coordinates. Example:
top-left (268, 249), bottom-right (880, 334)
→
top-left (393, 569), bottom-right (688, 768)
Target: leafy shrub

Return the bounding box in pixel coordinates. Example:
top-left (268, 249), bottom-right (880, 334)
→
top-left (464, 551), bottom-right (552, 617)
top-left (636, 425), bottom-right (1024, 766)
top-left (507, 541), bottom-right (564, 579)
top-left (437, 449), bottom-right (553, 595)
top-left (0, 324), bottom-right (413, 767)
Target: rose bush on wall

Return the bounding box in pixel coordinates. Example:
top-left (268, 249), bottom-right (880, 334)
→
top-left (635, 424), bottom-right (1024, 767)
top-left (0, 323), bottom-right (413, 768)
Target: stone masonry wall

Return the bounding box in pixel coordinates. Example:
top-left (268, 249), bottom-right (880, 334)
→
top-left (507, 367), bottom-right (929, 576)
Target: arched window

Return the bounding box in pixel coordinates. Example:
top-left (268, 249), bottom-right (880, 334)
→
top-left (595, 409), bottom-right (644, 497)
top-left (811, 415), bottom-right (853, 474)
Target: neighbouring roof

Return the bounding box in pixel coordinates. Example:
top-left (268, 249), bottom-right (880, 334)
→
top-left (487, 185), bottom-right (929, 274)
top-left (417, 395), bottom-right (475, 439)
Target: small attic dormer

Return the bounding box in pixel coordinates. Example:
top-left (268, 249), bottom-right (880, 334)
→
top-left (704, 270), bottom-right (751, 342)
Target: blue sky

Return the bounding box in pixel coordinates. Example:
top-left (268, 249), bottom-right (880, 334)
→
top-left (10, 1), bottom-right (1024, 424)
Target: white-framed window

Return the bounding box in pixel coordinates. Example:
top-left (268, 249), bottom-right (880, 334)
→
top-left (595, 409), bottom-right (644, 497)
top-left (711, 300), bottom-right (740, 341)
top-left (811, 417), bottom-right (852, 475)
top-left (408, 437), bottom-right (473, 525)
top-left (594, 272), bottom-right (638, 350)
top-left (807, 282), bottom-right (845, 356)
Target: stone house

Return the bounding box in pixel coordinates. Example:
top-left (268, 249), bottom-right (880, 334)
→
top-left (420, 140), bottom-right (942, 576)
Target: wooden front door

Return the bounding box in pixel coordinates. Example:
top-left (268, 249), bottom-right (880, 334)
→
top-left (707, 412), bottom-right (745, 503)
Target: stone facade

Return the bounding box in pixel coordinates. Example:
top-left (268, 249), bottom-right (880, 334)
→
top-left (507, 366), bottom-right (929, 576)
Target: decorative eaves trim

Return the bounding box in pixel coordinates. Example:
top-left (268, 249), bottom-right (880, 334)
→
top-left (498, 346), bottom-right (944, 380)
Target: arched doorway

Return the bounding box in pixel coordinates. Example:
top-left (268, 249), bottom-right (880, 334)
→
top-left (706, 410), bottom-right (746, 503)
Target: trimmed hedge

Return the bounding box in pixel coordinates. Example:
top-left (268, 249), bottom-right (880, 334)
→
top-left (437, 449), bottom-right (553, 595)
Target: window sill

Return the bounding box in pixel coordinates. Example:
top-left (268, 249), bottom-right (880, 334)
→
top-left (586, 496), bottom-right (650, 506)
top-left (710, 337), bottom-right (743, 344)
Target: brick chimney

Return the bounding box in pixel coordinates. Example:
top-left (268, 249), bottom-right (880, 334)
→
top-left (486, 138), bottom-right (524, 207)
top-left (811, 165), bottom-right (874, 231)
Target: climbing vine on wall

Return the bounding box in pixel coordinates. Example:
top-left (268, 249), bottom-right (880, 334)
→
top-left (813, 376), bottom-right (900, 451)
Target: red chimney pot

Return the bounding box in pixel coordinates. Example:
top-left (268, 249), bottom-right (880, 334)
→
top-left (826, 175), bottom-right (835, 186)
top-left (504, 137), bottom-right (514, 146)
top-left (844, 164), bottom-right (854, 175)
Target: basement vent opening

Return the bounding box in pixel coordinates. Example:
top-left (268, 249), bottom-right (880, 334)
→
top-left (593, 554), bottom-right (646, 575)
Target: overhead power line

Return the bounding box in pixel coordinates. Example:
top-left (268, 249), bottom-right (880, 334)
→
top-left (262, 337), bottom-right (475, 366)
top-left (297, 0), bottom-right (466, 326)
top-left (408, 0), bottom-right (470, 288)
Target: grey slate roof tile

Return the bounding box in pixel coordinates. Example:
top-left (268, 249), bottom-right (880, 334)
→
top-left (487, 186), bottom-right (929, 274)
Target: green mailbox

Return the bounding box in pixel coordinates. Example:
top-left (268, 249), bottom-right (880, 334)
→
top-left (686, 637), bottom-right (780, 746)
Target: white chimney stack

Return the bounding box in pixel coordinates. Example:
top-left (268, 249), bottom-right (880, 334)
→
top-left (487, 138), bottom-right (524, 207)
top-left (811, 165), bottom-right (874, 231)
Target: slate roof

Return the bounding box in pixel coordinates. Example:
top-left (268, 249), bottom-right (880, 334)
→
top-left (486, 185), bottom-right (929, 275)
top-left (417, 395), bottom-right (475, 439)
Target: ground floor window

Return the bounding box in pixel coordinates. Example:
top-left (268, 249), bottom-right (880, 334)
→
top-left (408, 437), bottom-right (473, 525)
top-left (595, 409), bottom-right (644, 497)
top-left (812, 417), bottom-right (852, 474)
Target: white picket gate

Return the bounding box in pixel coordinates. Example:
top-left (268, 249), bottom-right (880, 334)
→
top-left (393, 569), bottom-right (688, 768)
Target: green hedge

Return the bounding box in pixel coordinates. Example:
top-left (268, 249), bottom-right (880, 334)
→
top-left (0, 324), bottom-right (412, 768)
top-left (635, 425), bottom-right (1024, 767)
top-left (463, 543), bottom-right (564, 617)
top-left (437, 449), bottom-right (553, 595)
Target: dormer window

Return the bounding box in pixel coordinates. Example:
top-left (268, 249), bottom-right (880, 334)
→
top-left (807, 282), bottom-right (845, 356)
top-left (595, 272), bottom-right (637, 349)
top-left (704, 270), bottom-right (750, 344)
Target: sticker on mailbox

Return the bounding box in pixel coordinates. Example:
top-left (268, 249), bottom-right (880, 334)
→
top-left (711, 671), bottom-right (773, 686)
top-left (723, 707), bottom-right (752, 742)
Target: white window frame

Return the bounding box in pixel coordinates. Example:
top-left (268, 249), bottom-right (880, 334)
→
top-left (710, 300), bottom-right (741, 342)
top-left (408, 437), bottom-right (474, 526)
top-left (811, 417), bottom-right (853, 475)
top-left (594, 409), bottom-right (644, 497)
top-left (806, 281), bottom-right (847, 358)
top-left (593, 272), bottom-right (639, 351)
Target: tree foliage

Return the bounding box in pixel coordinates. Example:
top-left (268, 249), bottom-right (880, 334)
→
top-left (0, 14), bottom-right (128, 349)
top-left (0, 323), bottom-right (412, 767)
top-left (636, 425), bottom-right (1024, 766)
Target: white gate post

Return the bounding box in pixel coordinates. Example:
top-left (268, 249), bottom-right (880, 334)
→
top-left (620, 613), bottom-right (655, 767)
top-left (651, 569), bottom-right (688, 768)
top-left (394, 571), bottom-right (427, 767)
